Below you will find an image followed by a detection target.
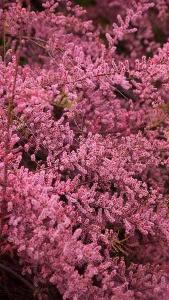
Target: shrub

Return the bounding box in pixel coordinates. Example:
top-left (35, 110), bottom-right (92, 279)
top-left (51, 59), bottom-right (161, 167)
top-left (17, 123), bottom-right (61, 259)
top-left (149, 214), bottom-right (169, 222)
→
top-left (1, 1), bottom-right (169, 299)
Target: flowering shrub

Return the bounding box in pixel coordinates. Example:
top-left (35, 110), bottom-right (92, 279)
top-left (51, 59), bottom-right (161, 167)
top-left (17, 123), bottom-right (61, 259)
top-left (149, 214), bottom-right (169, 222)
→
top-left (1, 0), bottom-right (169, 299)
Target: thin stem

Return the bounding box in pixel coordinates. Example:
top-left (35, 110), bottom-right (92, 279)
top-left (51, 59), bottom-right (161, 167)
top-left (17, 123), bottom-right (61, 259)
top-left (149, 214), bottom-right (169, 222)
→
top-left (0, 262), bottom-right (34, 290)
top-left (2, 28), bottom-right (21, 224)
top-left (3, 9), bottom-right (6, 61)
top-left (64, 72), bottom-right (130, 100)
top-left (6, 34), bottom-right (130, 99)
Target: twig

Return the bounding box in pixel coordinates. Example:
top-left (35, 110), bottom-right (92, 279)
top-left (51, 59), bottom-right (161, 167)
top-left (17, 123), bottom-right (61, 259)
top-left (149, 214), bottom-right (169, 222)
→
top-left (0, 262), bottom-right (34, 291)
top-left (1, 15), bottom-right (21, 224)
top-left (6, 34), bottom-right (130, 99)
top-left (2, 2), bottom-right (6, 61)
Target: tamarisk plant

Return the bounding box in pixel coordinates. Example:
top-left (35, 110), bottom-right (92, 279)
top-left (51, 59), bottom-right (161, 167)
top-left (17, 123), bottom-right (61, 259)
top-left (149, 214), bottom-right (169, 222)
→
top-left (1, 0), bottom-right (169, 299)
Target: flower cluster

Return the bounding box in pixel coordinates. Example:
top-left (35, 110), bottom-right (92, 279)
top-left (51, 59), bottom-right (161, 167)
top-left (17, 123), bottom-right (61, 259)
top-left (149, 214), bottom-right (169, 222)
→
top-left (1, 0), bottom-right (169, 299)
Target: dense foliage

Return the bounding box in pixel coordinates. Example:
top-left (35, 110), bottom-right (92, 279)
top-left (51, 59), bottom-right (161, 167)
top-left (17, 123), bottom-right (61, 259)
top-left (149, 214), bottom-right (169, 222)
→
top-left (1, 0), bottom-right (169, 299)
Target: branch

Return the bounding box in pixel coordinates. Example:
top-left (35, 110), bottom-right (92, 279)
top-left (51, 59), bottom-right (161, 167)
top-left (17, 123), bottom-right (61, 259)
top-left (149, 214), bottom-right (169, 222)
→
top-left (0, 262), bottom-right (34, 291)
